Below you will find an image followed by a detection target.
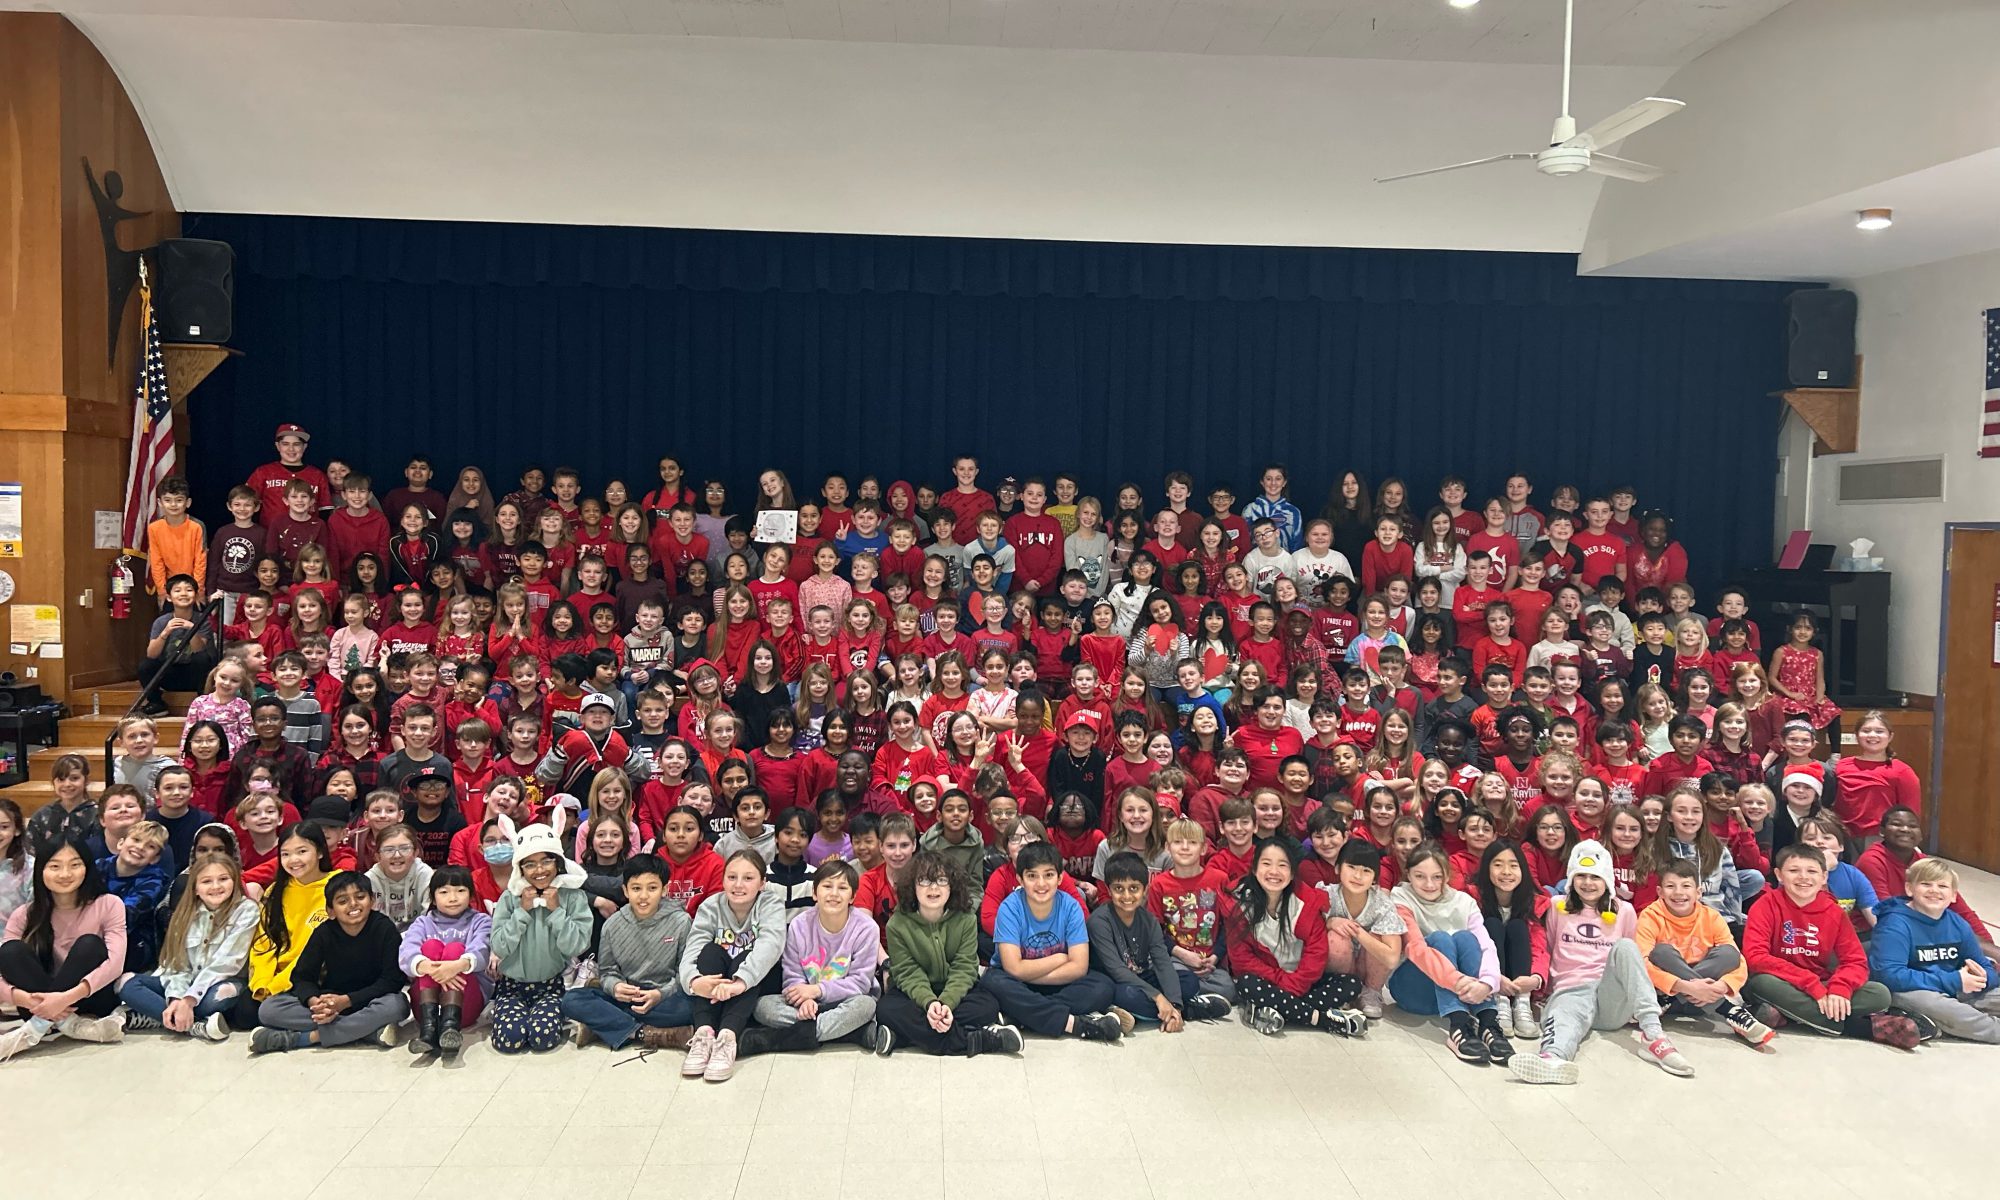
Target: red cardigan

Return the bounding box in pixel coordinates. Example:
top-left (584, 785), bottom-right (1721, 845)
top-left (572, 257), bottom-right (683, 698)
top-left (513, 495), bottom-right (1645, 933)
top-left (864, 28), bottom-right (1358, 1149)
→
top-left (1223, 885), bottom-right (1331, 996)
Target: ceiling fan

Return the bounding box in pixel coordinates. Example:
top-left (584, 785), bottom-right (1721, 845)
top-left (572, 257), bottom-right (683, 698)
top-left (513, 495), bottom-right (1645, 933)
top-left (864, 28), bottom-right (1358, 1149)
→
top-left (1376, 0), bottom-right (1685, 184)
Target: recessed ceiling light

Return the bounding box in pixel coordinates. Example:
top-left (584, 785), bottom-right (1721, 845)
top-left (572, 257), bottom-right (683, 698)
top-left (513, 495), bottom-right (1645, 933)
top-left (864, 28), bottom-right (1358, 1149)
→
top-left (1855, 208), bottom-right (1893, 231)
top-left (1448, 0), bottom-right (1480, 8)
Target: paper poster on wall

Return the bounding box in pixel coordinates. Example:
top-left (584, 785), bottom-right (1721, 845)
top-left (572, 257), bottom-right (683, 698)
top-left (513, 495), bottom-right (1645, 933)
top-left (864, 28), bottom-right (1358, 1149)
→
top-left (751, 509), bottom-right (798, 545)
top-left (0, 483), bottom-right (21, 557)
top-left (9, 604), bottom-right (60, 652)
top-left (94, 510), bottom-right (125, 550)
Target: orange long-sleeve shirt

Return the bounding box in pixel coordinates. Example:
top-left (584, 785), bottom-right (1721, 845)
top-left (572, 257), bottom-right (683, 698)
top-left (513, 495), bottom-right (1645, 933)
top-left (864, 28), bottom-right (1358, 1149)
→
top-left (146, 515), bottom-right (208, 595)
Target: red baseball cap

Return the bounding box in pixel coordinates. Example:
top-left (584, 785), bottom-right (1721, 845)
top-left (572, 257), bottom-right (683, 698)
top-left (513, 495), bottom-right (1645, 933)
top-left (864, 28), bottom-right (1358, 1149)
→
top-left (273, 423), bottom-right (311, 442)
top-left (1064, 710), bottom-right (1102, 734)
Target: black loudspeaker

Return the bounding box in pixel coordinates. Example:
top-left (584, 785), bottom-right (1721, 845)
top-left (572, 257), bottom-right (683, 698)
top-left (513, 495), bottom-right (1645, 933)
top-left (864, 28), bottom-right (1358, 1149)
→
top-left (154, 238), bottom-right (234, 344)
top-left (1786, 288), bottom-right (1856, 388)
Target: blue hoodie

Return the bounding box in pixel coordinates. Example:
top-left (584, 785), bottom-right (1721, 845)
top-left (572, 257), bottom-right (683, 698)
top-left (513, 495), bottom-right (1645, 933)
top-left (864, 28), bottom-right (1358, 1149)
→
top-left (1868, 896), bottom-right (1996, 996)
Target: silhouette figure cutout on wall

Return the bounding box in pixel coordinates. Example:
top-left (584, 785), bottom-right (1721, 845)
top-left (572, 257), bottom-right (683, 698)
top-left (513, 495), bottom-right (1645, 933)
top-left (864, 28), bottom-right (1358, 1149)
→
top-left (84, 157), bottom-right (151, 366)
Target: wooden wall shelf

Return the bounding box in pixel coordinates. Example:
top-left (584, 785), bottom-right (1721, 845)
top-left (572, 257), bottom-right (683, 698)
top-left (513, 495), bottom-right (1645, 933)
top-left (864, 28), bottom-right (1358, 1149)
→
top-left (1774, 355), bottom-right (1861, 456)
top-left (162, 342), bottom-right (240, 405)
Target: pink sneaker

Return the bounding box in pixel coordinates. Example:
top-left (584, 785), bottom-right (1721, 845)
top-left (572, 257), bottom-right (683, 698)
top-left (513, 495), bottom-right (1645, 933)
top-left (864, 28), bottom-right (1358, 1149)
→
top-left (703, 1030), bottom-right (739, 1082)
top-left (679, 1026), bottom-right (716, 1077)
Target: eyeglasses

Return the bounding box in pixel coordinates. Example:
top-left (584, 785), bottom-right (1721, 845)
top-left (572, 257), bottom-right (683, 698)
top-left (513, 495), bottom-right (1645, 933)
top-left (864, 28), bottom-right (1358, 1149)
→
top-left (380, 845), bottom-right (415, 857)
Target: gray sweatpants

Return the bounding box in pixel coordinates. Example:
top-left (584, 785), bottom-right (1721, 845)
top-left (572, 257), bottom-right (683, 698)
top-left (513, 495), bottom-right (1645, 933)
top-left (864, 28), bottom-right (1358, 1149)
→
top-left (1888, 987), bottom-right (2000, 1044)
top-left (258, 993), bottom-right (410, 1046)
top-left (1647, 943), bottom-right (1743, 1015)
top-left (1539, 940), bottom-right (1663, 1061)
top-left (753, 993), bottom-right (879, 1042)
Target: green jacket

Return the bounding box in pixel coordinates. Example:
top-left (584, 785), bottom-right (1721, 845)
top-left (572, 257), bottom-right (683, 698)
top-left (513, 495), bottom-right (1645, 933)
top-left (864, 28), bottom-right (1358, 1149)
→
top-left (883, 908), bottom-right (980, 1009)
top-left (918, 824), bottom-right (985, 881)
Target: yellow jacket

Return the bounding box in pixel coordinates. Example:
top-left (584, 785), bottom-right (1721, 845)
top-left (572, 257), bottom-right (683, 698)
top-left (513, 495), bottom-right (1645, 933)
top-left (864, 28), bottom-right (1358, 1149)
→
top-left (247, 873), bottom-right (331, 999)
top-left (1635, 898), bottom-right (1746, 995)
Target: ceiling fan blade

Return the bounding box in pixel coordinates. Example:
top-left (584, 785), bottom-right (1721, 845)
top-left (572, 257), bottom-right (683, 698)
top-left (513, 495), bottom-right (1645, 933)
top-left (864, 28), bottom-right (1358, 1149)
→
top-left (1585, 154), bottom-right (1665, 183)
top-left (1375, 153), bottom-right (1534, 183)
top-left (1572, 96), bottom-right (1684, 148)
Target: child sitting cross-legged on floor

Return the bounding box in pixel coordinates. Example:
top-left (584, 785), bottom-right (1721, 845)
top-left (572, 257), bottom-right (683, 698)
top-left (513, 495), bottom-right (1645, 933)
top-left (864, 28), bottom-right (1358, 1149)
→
top-left (973, 840), bottom-right (1124, 1043)
top-left (119, 851), bottom-right (259, 1041)
top-left (1385, 844), bottom-right (1512, 1066)
top-left (1223, 837), bottom-right (1369, 1037)
top-left (1867, 857), bottom-right (2000, 1043)
top-left (1088, 850), bottom-right (1233, 1032)
top-left (1741, 843), bottom-right (1926, 1048)
top-left (1510, 839), bottom-right (1694, 1084)
top-left (561, 852), bottom-right (694, 1053)
top-left (251, 870), bottom-right (410, 1053)
top-left (1634, 858), bottom-right (1775, 1048)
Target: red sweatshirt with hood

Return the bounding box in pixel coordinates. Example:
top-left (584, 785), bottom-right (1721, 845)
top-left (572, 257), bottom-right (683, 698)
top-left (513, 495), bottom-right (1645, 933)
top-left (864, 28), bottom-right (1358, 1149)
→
top-left (1743, 885), bottom-right (1868, 1000)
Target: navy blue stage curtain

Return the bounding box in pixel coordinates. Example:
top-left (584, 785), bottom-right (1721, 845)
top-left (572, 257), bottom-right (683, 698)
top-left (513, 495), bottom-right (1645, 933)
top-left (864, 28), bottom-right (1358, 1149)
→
top-left (184, 213), bottom-right (1798, 583)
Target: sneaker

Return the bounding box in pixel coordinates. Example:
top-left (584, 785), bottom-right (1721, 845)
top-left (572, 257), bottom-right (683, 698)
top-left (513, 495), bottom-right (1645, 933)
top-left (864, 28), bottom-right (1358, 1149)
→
top-left (570, 1020), bottom-right (597, 1049)
top-left (55, 1013), bottom-right (125, 1044)
top-left (703, 1030), bottom-right (739, 1081)
top-left (197, 1013), bottom-right (231, 1043)
top-left (372, 1022), bottom-right (404, 1049)
top-left (873, 1024), bottom-right (897, 1057)
top-left (1357, 987), bottom-right (1385, 1020)
top-left (1509, 1051), bottom-right (1579, 1085)
top-left (0, 1023), bottom-right (44, 1063)
top-left (1643, 1035), bottom-right (1695, 1077)
top-left (1720, 1002), bottom-right (1775, 1047)
top-left (1321, 1008), bottom-right (1369, 1037)
top-left (1446, 1015), bottom-right (1488, 1065)
top-left (1108, 1006), bottom-right (1137, 1036)
top-left (1476, 1010), bottom-right (1515, 1064)
top-left (1073, 1011), bottom-right (1124, 1042)
top-left (637, 1025), bottom-right (693, 1052)
top-left (123, 1011), bottom-right (161, 1033)
top-left (680, 1027), bottom-right (716, 1076)
top-left (1752, 1001), bottom-right (1790, 1032)
top-left (1185, 994), bottom-right (1233, 1022)
top-left (249, 1027), bottom-right (295, 1056)
top-left (978, 1023), bottom-right (1024, 1055)
top-left (1247, 1006), bottom-right (1285, 1037)
top-left (1511, 994), bottom-right (1538, 1040)
top-left (1890, 1007), bottom-right (1941, 1043)
top-left (1868, 1012), bottom-right (1921, 1051)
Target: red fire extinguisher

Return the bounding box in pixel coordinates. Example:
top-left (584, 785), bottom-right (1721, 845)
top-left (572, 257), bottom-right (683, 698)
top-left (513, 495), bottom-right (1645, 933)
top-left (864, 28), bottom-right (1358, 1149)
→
top-left (109, 553), bottom-right (137, 620)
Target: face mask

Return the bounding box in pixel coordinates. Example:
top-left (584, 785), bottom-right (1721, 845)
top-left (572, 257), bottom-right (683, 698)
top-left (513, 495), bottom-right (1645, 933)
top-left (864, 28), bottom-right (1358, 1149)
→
top-left (483, 843), bottom-right (516, 866)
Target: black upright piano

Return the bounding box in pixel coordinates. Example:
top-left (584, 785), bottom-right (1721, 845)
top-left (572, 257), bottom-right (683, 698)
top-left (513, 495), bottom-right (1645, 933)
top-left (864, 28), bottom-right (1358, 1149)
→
top-left (1736, 568), bottom-right (1894, 706)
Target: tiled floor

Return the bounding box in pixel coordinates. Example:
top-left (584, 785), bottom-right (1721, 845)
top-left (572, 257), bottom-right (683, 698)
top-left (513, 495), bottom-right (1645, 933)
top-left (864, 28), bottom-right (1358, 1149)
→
top-left (10, 864), bottom-right (2000, 1200)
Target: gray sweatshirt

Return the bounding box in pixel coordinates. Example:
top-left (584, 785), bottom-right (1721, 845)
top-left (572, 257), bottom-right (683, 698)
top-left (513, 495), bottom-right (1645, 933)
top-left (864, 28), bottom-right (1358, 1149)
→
top-left (597, 903), bottom-right (693, 997)
top-left (680, 888), bottom-right (786, 991)
top-left (1087, 902), bottom-right (1182, 1007)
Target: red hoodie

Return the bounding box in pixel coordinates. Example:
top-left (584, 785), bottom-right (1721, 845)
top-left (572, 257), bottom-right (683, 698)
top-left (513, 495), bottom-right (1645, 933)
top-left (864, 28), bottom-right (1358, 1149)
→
top-left (1743, 885), bottom-right (1867, 1000)
top-left (1223, 885), bottom-right (1331, 996)
top-left (663, 843), bottom-right (725, 914)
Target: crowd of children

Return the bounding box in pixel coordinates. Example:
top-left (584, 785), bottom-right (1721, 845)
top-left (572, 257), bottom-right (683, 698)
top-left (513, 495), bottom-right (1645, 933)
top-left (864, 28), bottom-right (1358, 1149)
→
top-left (2, 440), bottom-right (1992, 1084)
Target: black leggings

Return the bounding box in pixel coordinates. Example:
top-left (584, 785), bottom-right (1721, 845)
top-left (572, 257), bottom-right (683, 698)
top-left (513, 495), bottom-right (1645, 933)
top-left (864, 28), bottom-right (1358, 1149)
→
top-left (1484, 914), bottom-right (1536, 980)
top-left (1236, 972), bottom-right (1362, 1026)
top-left (687, 941), bottom-right (775, 1036)
top-left (877, 989), bottom-right (1004, 1056)
top-left (0, 935), bottom-right (120, 1019)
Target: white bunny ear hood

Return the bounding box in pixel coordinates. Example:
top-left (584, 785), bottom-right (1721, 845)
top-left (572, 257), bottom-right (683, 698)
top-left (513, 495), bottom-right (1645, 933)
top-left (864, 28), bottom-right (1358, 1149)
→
top-left (507, 820), bottom-right (587, 894)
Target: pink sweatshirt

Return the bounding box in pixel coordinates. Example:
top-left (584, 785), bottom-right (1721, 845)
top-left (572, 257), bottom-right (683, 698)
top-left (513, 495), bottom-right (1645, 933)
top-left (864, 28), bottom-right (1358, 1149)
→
top-left (0, 894), bottom-right (127, 1006)
top-left (1543, 900), bottom-right (1634, 988)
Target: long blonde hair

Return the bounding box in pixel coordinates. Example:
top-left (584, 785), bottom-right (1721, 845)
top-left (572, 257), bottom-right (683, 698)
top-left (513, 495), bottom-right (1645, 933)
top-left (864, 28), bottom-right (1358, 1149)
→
top-left (158, 852), bottom-right (250, 973)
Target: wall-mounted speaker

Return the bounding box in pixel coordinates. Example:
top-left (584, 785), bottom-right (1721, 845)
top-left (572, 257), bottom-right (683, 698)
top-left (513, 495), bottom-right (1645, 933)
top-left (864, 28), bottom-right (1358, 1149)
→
top-left (1786, 288), bottom-right (1856, 388)
top-left (155, 238), bottom-right (234, 344)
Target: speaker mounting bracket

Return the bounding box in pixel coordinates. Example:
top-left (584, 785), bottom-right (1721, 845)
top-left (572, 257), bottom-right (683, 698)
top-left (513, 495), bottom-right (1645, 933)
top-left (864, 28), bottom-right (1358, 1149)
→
top-left (1772, 354), bottom-right (1862, 456)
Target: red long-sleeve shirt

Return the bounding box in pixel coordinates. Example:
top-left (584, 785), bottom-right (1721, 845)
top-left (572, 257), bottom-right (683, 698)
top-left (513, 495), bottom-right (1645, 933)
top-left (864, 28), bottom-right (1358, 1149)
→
top-left (326, 508), bottom-right (390, 578)
top-left (1830, 756), bottom-right (1921, 839)
top-left (1003, 512), bottom-right (1065, 592)
top-left (1223, 886), bottom-right (1331, 996)
top-left (1360, 541), bottom-right (1415, 595)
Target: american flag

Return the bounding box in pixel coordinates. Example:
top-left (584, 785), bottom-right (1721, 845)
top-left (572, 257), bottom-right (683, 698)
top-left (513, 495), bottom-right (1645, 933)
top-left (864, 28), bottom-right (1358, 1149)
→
top-left (1984, 307), bottom-right (2000, 459)
top-left (120, 271), bottom-right (176, 555)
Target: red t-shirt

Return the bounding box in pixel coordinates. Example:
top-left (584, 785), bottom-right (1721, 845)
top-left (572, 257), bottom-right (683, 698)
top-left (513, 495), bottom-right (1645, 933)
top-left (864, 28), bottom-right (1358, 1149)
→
top-left (1571, 531), bottom-right (1625, 587)
top-left (1451, 585), bottom-right (1504, 647)
top-left (1464, 531), bottom-right (1516, 584)
top-left (1236, 722), bottom-right (1304, 789)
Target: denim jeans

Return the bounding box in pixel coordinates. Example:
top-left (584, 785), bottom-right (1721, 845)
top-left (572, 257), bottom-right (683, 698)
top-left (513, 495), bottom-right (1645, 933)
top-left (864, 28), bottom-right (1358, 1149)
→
top-left (1386, 929), bottom-right (1496, 1018)
top-left (118, 974), bottom-right (243, 1023)
top-left (559, 985), bottom-right (695, 1049)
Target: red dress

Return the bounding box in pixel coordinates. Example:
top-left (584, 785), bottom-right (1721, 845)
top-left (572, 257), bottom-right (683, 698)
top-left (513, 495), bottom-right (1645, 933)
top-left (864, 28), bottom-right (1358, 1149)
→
top-left (1773, 645), bottom-right (1842, 727)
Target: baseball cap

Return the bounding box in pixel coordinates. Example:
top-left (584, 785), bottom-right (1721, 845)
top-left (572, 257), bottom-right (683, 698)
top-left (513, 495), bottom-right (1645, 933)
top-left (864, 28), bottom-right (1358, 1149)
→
top-left (408, 763), bottom-right (451, 787)
top-left (273, 423), bottom-right (311, 442)
top-left (1064, 710), bottom-right (1102, 734)
top-left (580, 692), bottom-right (618, 714)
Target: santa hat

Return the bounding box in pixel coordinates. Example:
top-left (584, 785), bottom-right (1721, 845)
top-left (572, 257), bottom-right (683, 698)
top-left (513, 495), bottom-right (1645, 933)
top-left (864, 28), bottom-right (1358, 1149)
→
top-left (1566, 839), bottom-right (1616, 890)
top-left (1781, 761), bottom-right (1825, 795)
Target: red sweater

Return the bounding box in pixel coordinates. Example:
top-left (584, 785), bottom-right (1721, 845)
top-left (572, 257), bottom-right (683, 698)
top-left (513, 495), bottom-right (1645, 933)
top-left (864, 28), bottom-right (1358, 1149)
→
top-left (1003, 512), bottom-right (1065, 592)
top-left (1830, 757), bottom-right (1921, 838)
top-left (1360, 541), bottom-right (1415, 595)
top-left (326, 508), bottom-right (391, 578)
top-left (749, 747), bottom-right (809, 813)
top-left (1743, 886), bottom-right (1868, 999)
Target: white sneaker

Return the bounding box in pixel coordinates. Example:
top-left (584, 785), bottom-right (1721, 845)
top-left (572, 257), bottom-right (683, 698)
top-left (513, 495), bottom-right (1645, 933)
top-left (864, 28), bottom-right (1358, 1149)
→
top-left (56, 1013), bottom-right (126, 1044)
top-left (1511, 994), bottom-right (1539, 1040)
top-left (196, 1013), bottom-right (231, 1042)
top-left (1509, 1052), bottom-right (1579, 1085)
top-left (0, 1023), bottom-right (45, 1063)
top-left (1357, 988), bottom-right (1384, 1020)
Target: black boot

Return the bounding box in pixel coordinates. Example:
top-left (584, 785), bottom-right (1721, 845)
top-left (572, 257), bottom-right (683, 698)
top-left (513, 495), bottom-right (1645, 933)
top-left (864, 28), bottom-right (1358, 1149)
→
top-left (437, 1004), bottom-right (464, 1057)
top-left (409, 1002), bottom-right (440, 1056)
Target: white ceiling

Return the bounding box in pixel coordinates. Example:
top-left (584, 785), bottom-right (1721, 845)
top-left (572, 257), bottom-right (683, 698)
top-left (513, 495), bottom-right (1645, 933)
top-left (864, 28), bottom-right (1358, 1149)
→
top-left (15, 0), bottom-right (1795, 63)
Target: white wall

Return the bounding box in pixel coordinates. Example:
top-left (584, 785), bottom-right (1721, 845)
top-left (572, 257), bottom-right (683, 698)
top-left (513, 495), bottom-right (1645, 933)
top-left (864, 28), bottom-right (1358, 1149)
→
top-left (1806, 246), bottom-right (2000, 695)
